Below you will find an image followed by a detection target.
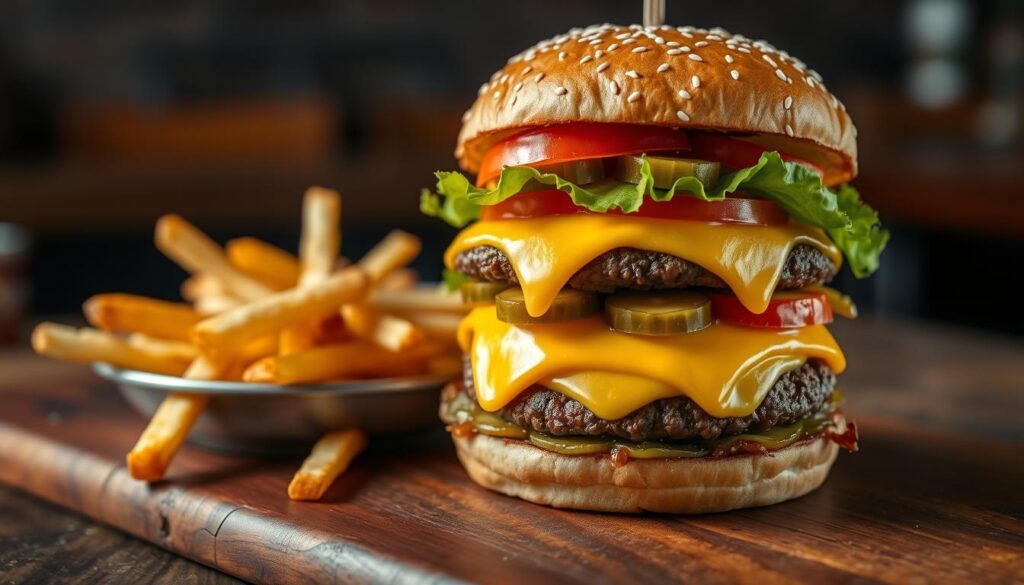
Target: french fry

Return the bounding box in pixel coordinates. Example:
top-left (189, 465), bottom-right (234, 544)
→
top-left (180, 274), bottom-right (231, 303)
top-left (243, 341), bottom-right (443, 385)
top-left (31, 323), bottom-right (191, 376)
top-left (288, 429), bottom-right (367, 501)
top-left (377, 268), bottom-right (418, 292)
top-left (155, 214), bottom-right (273, 302)
top-left (84, 293), bottom-right (202, 341)
top-left (279, 325), bottom-right (317, 355)
top-left (125, 392), bottom-right (210, 481)
top-left (192, 267), bottom-right (368, 354)
top-left (125, 355), bottom-right (226, 481)
top-left (341, 304), bottom-right (424, 352)
top-left (280, 188), bottom-right (343, 353)
top-left (369, 288), bottom-right (468, 315)
top-left (127, 334), bottom-right (198, 363)
top-left (226, 237), bottom-right (300, 290)
top-left (401, 311), bottom-right (463, 343)
top-left (299, 187), bottom-right (341, 287)
top-left (356, 230), bottom-right (421, 283)
top-left (193, 294), bottom-right (242, 316)
top-left (235, 335), bottom-right (280, 363)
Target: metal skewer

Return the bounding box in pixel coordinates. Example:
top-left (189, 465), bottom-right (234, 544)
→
top-left (644, 0), bottom-right (665, 28)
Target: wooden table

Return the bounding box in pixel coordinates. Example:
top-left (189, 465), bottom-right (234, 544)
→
top-left (1, 316), bottom-right (1022, 584)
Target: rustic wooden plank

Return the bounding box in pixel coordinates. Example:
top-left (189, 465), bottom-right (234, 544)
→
top-left (0, 485), bottom-right (242, 585)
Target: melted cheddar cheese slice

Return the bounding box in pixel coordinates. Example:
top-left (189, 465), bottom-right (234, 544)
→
top-left (457, 307), bottom-right (846, 419)
top-left (445, 215), bottom-right (842, 317)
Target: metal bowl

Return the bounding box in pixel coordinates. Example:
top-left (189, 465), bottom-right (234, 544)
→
top-left (94, 363), bottom-right (448, 456)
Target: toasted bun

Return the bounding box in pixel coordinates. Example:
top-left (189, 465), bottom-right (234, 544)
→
top-left (451, 417), bottom-right (843, 514)
top-left (457, 24), bottom-right (857, 185)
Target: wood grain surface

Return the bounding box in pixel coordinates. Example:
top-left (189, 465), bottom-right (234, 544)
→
top-left (1, 317), bottom-right (1022, 584)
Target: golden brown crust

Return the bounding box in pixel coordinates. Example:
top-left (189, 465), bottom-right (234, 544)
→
top-left (450, 413), bottom-right (845, 514)
top-left (457, 24), bottom-right (857, 185)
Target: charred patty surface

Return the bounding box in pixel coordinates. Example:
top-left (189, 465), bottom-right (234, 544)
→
top-left (452, 359), bottom-right (836, 442)
top-left (453, 244), bottom-right (836, 292)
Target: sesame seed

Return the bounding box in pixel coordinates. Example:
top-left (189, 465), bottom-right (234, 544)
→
top-left (681, 31), bottom-right (694, 39)
top-left (677, 89), bottom-right (692, 99)
top-left (657, 63), bottom-right (670, 73)
top-left (580, 55), bottom-right (593, 64)
top-left (626, 70), bottom-right (641, 79)
top-left (676, 110), bottom-right (690, 122)
top-left (523, 66), bottom-right (533, 76)
top-left (666, 48), bottom-right (683, 56)
top-left (785, 124), bottom-right (794, 136)
top-left (695, 41), bottom-right (709, 48)
top-left (596, 62), bottom-right (609, 73)
top-left (462, 110), bottom-right (472, 122)
top-left (730, 69), bottom-right (740, 80)
top-left (725, 55), bottom-right (735, 64)
top-left (691, 75), bottom-right (701, 88)
top-left (738, 47), bottom-right (751, 54)
top-left (499, 73), bottom-right (509, 84)
top-left (590, 39), bottom-right (602, 45)
top-left (680, 46), bottom-right (692, 52)
top-left (622, 38), bottom-right (637, 45)
top-left (627, 91), bottom-right (642, 103)
top-left (775, 68), bottom-right (788, 82)
top-left (554, 86), bottom-right (568, 96)
top-left (558, 51), bottom-right (567, 60)
top-left (609, 80), bottom-right (621, 95)
top-left (478, 83), bottom-right (488, 96)
top-left (493, 91), bottom-right (501, 100)
top-left (513, 82), bottom-right (523, 93)
top-left (655, 36), bottom-right (666, 44)
top-left (595, 50), bottom-right (604, 58)
top-left (784, 96), bottom-right (793, 109)
top-left (632, 46), bottom-right (649, 53)
top-left (688, 54), bottom-right (703, 62)
top-left (706, 35), bottom-right (722, 41)
top-left (534, 72), bottom-right (545, 83)
top-left (607, 43), bottom-right (619, 52)
top-left (615, 32), bottom-right (630, 40)
top-left (805, 76), bottom-right (816, 88)
top-left (763, 55), bottom-right (779, 68)
top-left (666, 41), bottom-right (680, 47)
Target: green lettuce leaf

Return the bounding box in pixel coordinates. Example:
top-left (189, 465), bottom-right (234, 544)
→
top-left (420, 151), bottom-right (888, 277)
top-left (439, 268), bottom-right (471, 293)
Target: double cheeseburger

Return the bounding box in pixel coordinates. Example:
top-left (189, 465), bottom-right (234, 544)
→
top-left (423, 23), bottom-right (888, 513)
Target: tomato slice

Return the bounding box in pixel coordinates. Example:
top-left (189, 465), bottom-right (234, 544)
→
top-left (480, 189), bottom-right (788, 226)
top-left (477, 123), bottom-right (690, 187)
top-left (690, 133), bottom-right (825, 178)
top-left (712, 291), bottom-right (833, 328)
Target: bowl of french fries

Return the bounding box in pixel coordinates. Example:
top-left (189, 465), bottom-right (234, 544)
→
top-left (32, 187), bottom-right (466, 500)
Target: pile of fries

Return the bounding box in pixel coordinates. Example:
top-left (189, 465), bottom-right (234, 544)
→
top-left (32, 187), bottom-right (465, 500)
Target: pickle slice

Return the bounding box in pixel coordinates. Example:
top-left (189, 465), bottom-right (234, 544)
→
top-left (460, 280), bottom-right (511, 304)
top-left (620, 442), bottom-right (708, 459)
top-left (605, 290), bottom-right (712, 335)
top-left (496, 287), bottom-right (599, 324)
top-left (534, 159), bottom-right (606, 185)
top-left (528, 432), bottom-right (614, 455)
top-left (474, 411), bottom-right (529, 439)
top-left (613, 155), bottom-right (720, 189)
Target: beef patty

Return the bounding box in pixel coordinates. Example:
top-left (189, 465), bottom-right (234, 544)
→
top-left (454, 244), bottom-right (836, 292)
top-left (447, 359), bottom-right (836, 442)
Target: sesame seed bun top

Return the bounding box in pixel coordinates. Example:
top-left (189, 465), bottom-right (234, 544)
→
top-left (456, 24), bottom-right (858, 186)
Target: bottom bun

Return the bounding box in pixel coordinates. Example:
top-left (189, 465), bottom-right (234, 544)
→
top-left (451, 422), bottom-right (842, 514)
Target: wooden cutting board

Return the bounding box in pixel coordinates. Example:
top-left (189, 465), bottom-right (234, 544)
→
top-left (1, 318), bottom-right (1023, 585)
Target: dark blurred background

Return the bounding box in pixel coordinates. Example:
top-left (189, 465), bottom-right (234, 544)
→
top-left (1, 0), bottom-right (1022, 342)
